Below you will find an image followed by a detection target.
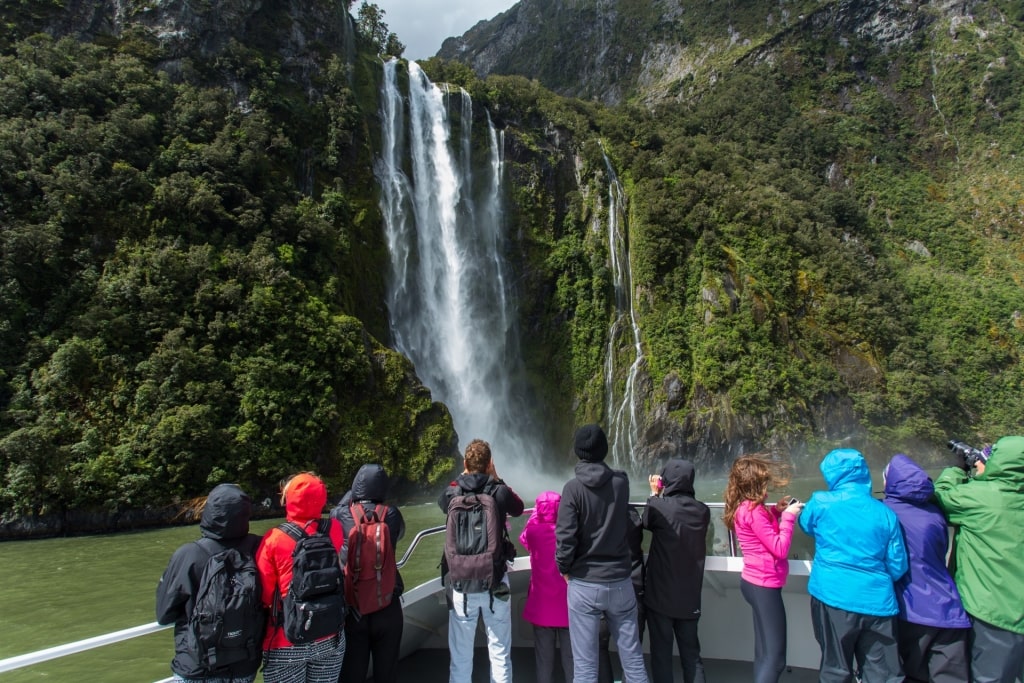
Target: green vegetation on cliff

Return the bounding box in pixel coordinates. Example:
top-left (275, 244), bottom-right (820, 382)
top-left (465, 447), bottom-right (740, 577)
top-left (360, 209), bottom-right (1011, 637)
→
top-left (0, 29), bottom-right (456, 522)
top-left (427, 1), bottom-right (1024, 463)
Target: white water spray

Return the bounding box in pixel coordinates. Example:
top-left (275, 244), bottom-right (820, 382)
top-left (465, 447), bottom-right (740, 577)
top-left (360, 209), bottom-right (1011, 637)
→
top-left (376, 60), bottom-right (541, 471)
top-left (600, 153), bottom-right (644, 468)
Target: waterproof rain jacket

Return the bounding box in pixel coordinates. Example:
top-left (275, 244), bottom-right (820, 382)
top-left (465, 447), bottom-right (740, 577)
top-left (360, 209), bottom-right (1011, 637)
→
top-left (882, 454), bottom-right (970, 629)
top-left (799, 448), bottom-right (908, 616)
top-left (155, 483), bottom-right (263, 680)
top-left (331, 463), bottom-right (406, 599)
top-left (555, 460), bottom-right (633, 581)
top-left (642, 459), bottom-right (710, 619)
top-left (934, 434), bottom-right (1024, 634)
top-left (520, 491), bottom-right (569, 628)
top-left (256, 473), bottom-right (344, 651)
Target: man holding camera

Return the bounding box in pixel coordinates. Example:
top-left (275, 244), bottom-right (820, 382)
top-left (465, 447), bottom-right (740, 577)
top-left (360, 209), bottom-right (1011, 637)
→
top-left (933, 435), bottom-right (1024, 683)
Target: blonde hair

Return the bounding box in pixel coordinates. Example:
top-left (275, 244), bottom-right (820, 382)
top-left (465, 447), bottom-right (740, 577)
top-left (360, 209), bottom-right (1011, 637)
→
top-left (723, 453), bottom-right (792, 530)
top-left (279, 471), bottom-right (318, 506)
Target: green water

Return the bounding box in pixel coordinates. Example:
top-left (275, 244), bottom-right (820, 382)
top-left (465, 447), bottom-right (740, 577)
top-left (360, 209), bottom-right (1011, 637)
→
top-left (0, 504), bottom-right (449, 682)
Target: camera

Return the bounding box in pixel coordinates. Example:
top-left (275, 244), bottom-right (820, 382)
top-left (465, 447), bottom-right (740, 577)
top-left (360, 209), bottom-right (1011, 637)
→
top-left (947, 440), bottom-right (989, 470)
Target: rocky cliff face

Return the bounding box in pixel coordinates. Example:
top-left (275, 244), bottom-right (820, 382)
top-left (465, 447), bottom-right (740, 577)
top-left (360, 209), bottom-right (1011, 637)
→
top-left (439, 0), bottom-right (975, 106)
top-left (25, 0), bottom-right (355, 89)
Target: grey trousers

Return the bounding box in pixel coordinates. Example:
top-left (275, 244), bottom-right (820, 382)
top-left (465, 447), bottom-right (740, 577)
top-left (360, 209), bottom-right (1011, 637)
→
top-left (969, 615), bottom-right (1024, 683)
top-left (809, 597), bottom-right (901, 683)
top-left (897, 619), bottom-right (969, 683)
top-left (533, 625), bottom-right (574, 683)
top-left (567, 577), bottom-right (649, 683)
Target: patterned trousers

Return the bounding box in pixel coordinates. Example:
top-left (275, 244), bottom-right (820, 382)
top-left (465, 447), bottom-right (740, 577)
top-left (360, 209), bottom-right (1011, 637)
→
top-left (262, 632), bottom-right (346, 683)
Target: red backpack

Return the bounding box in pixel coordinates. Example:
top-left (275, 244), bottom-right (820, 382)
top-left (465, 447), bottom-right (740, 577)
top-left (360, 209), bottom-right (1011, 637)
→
top-left (344, 504), bottom-right (397, 617)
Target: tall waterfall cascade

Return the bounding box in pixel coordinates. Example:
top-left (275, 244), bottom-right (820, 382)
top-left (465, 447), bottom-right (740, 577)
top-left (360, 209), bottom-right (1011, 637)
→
top-left (376, 60), bottom-right (541, 470)
top-left (600, 154), bottom-right (644, 468)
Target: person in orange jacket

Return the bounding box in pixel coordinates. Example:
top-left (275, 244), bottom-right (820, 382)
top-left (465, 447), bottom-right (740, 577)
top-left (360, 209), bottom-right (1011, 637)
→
top-left (256, 472), bottom-right (346, 683)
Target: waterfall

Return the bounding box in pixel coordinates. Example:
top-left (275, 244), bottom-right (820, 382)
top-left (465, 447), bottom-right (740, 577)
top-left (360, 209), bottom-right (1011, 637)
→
top-left (376, 60), bottom-right (540, 470)
top-left (601, 153), bottom-right (644, 468)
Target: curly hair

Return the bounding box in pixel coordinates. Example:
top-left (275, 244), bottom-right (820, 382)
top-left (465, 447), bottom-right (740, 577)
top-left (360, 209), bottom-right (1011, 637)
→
top-left (723, 453), bottom-right (792, 530)
top-left (463, 439), bottom-right (492, 474)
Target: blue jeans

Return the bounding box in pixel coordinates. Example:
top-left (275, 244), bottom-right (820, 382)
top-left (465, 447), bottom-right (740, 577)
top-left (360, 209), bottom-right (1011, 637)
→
top-left (567, 577), bottom-right (649, 683)
top-left (448, 583), bottom-right (513, 683)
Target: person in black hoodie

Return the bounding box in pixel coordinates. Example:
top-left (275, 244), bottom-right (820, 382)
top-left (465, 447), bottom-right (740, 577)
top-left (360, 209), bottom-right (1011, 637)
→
top-left (330, 463), bottom-right (405, 683)
top-left (555, 424), bottom-right (649, 683)
top-left (643, 458), bottom-right (711, 683)
top-left (156, 483), bottom-right (263, 683)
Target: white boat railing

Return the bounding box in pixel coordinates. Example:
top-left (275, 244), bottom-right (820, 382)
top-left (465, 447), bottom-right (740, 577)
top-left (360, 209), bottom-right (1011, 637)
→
top-left (0, 501), bottom-right (733, 679)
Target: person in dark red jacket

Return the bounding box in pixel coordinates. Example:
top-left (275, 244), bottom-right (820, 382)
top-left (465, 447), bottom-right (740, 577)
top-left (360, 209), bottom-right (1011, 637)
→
top-left (156, 483), bottom-right (263, 683)
top-left (256, 472), bottom-right (346, 683)
top-left (883, 454), bottom-right (970, 682)
top-left (330, 463), bottom-right (405, 683)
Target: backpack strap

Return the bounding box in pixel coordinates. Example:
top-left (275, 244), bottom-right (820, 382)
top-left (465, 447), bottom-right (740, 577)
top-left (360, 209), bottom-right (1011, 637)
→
top-left (278, 520), bottom-right (306, 541)
top-left (350, 504), bottom-right (365, 578)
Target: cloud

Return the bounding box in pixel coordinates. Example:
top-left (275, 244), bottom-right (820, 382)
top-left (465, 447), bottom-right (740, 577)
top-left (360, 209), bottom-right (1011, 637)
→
top-left (368, 0), bottom-right (518, 61)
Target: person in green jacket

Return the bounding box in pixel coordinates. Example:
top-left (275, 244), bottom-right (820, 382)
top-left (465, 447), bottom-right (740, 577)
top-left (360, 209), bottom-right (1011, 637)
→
top-left (933, 434), bottom-right (1024, 683)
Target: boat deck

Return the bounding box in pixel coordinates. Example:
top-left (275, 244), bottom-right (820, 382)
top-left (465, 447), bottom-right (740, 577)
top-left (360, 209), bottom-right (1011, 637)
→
top-left (396, 646), bottom-right (819, 682)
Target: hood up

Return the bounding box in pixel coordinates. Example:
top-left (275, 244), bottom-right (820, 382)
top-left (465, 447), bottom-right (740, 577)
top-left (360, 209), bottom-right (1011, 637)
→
top-left (533, 490), bottom-right (561, 523)
top-left (351, 463), bottom-right (389, 502)
top-left (820, 448), bottom-right (872, 494)
top-left (200, 483), bottom-right (252, 541)
top-left (660, 458), bottom-right (696, 497)
top-left (283, 472), bottom-right (328, 522)
top-left (883, 454), bottom-right (933, 504)
top-left (981, 435), bottom-right (1024, 489)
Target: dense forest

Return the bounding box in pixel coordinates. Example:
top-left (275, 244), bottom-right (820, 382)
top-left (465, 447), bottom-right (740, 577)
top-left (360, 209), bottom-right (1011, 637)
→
top-left (2, 0), bottom-right (1024, 533)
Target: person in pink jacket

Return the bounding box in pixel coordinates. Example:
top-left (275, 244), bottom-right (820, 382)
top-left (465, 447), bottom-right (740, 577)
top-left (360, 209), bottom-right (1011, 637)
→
top-left (723, 454), bottom-right (804, 683)
top-left (520, 491), bottom-right (573, 683)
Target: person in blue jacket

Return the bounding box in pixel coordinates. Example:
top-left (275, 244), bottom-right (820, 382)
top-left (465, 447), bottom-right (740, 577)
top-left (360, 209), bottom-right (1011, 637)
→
top-left (882, 454), bottom-right (970, 682)
top-left (799, 448), bottom-right (908, 683)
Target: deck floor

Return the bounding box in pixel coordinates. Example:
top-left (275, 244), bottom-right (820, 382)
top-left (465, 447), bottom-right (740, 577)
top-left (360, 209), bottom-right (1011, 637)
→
top-left (395, 646), bottom-right (819, 682)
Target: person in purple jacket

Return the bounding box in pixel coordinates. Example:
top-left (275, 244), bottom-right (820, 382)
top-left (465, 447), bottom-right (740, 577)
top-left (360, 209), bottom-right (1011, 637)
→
top-left (521, 490), bottom-right (574, 683)
top-left (883, 454), bottom-right (971, 682)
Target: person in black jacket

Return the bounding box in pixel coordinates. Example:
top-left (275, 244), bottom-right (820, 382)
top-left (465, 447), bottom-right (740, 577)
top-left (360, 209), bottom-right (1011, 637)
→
top-left (438, 439), bottom-right (525, 683)
top-left (643, 458), bottom-right (711, 683)
top-left (156, 483), bottom-right (263, 683)
top-left (330, 463), bottom-right (405, 683)
top-left (556, 424), bottom-right (649, 683)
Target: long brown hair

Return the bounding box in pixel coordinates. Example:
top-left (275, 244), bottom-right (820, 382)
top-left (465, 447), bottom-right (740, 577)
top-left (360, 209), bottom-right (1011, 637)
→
top-left (723, 453), bottom-right (792, 530)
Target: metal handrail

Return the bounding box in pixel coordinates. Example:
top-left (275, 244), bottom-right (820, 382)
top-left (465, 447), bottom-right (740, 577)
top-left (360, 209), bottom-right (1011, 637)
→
top-left (0, 499), bottom-right (734, 678)
top-left (0, 622), bottom-right (173, 675)
top-left (396, 524), bottom-right (446, 569)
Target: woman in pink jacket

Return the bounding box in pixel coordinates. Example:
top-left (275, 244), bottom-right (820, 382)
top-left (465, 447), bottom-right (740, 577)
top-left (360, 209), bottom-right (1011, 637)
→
top-left (723, 454), bottom-right (804, 683)
top-left (520, 490), bottom-right (573, 683)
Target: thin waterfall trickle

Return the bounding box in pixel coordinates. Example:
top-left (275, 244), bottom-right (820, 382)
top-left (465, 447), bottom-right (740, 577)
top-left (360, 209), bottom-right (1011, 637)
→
top-left (376, 59), bottom-right (540, 468)
top-left (601, 153), bottom-right (644, 468)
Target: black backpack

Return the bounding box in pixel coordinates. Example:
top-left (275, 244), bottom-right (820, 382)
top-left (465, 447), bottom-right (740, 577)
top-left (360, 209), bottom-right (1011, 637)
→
top-left (187, 537), bottom-right (264, 673)
top-left (276, 519), bottom-right (346, 643)
top-left (443, 484), bottom-right (515, 594)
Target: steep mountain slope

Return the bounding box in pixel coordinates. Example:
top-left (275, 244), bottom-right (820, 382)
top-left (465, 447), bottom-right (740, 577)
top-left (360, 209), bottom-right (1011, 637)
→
top-left (433, 0), bottom-right (1024, 468)
top-left (439, 0), bottom-right (996, 105)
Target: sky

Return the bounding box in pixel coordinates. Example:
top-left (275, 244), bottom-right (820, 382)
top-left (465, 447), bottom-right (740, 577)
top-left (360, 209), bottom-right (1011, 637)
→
top-left (365, 0), bottom-right (519, 61)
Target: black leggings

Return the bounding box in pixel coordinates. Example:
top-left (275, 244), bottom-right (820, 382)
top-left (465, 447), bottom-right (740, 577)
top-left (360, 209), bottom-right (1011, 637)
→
top-left (741, 579), bottom-right (787, 683)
